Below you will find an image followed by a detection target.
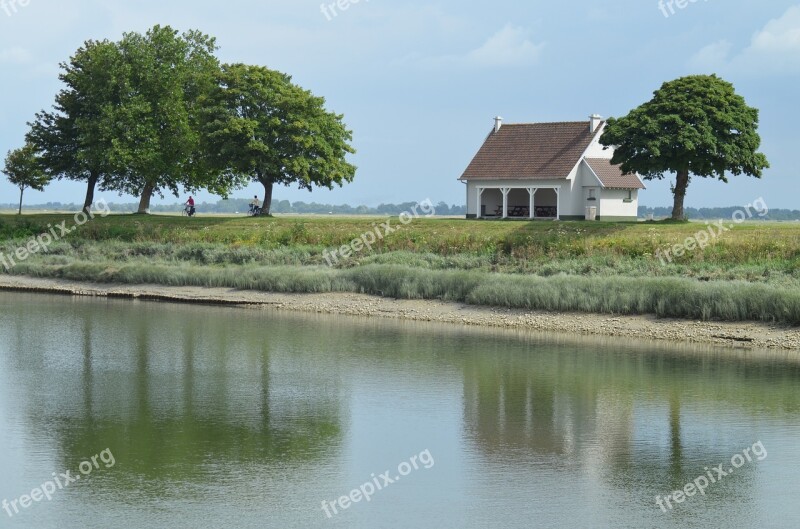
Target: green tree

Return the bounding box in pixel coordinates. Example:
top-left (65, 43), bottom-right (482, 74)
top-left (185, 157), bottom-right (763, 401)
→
top-left (108, 26), bottom-right (231, 214)
top-left (27, 39), bottom-right (125, 214)
top-left (2, 144), bottom-right (51, 215)
top-left (206, 63), bottom-right (356, 216)
top-left (601, 75), bottom-right (769, 220)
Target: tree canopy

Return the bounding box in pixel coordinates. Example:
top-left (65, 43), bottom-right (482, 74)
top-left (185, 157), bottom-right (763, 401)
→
top-left (601, 74), bottom-right (769, 220)
top-left (27, 38), bottom-right (125, 213)
top-left (110, 26), bottom-right (231, 213)
top-left (205, 63), bottom-right (356, 216)
top-left (24, 26), bottom-right (356, 215)
top-left (2, 144), bottom-right (51, 215)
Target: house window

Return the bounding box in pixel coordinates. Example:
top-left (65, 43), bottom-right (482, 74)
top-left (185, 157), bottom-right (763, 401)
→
top-left (588, 189), bottom-right (596, 201)
top-left (624, 190), bottom-right (633, 202)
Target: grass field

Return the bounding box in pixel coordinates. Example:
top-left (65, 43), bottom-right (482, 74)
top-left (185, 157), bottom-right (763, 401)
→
top-left (1, 213), bottom-right (799, 323)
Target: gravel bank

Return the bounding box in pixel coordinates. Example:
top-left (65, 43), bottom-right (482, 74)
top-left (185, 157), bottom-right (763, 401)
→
top-left (2, 275), bottom-right (799, 351)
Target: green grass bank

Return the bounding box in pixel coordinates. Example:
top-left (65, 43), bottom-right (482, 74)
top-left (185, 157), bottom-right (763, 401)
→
top-left (1, 214), bottom-right (799, 323)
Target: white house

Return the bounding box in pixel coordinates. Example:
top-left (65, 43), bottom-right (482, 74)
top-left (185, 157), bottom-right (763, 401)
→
top-left (459, 115), bottom-right (645, 221)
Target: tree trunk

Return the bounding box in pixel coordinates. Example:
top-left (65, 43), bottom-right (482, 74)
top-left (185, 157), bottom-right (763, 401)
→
top-left (258, 175), bottom-right (274, 216)
top-left (671, 169), bottom-right (690, 220)
top-left (18, 187), bottom-right (24, 215)
top-left (83, 171), bottom-right (99, 214)
top-left (137, 182), bottom-right (155, 214)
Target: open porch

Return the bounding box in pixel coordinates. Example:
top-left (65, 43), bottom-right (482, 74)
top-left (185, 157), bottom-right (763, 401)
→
top-left (475, 186), bottom-right (560, 219)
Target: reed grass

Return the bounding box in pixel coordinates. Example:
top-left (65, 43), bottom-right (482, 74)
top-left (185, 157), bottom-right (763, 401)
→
top-left (6, 260), bottom-right (800, 324)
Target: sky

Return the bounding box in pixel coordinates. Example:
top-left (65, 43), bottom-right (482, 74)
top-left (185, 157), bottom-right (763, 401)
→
top-left (1, 0), bottom-right (799, 209)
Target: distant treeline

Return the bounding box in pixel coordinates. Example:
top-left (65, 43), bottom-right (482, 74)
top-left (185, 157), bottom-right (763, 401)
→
top-left (4, 200), bottom-right (799, 219)
top-left (0, 199), bottom-right (468, 216)
top-left (638, 206), bottom-right (800, 220)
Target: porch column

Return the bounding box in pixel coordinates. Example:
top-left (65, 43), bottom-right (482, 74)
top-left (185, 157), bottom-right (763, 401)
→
top-left (500, 188), bottom-right (510, 219)
top-left (476, 187), bottom-right (484, 219)
top-left (527, 187), bottom-right (537, 219)
top-left (554, 187), bottom-right (560, 220)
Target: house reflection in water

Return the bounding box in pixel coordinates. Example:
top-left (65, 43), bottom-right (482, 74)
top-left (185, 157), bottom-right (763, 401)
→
top-left (461, 336), bottom-right (800, 498)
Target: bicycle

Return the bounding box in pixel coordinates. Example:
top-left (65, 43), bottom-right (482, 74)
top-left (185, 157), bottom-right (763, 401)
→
top-left (182, 205), bottom-right (196, 217)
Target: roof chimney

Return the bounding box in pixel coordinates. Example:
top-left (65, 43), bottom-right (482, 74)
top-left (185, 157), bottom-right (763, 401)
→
top-left (590, 114), bottom-right (602, 133)
top-left (494, 116), bottom-right (503, 133)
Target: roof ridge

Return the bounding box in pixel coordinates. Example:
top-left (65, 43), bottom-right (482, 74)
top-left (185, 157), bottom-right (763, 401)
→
top-left (501, 120), bottom-right (595, 126)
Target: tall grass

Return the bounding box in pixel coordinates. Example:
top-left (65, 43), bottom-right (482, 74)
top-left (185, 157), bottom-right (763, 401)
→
top-left (6, 261), bottom-right (800, 324)
top-left (6, 240), bottom-right (798, 287)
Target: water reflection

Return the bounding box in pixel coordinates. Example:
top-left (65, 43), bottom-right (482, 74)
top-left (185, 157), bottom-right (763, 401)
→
top-left (461, 334), bottom-right (800, 508)
top-left (1, 296), bottom-right (344, 487)
top-left (1, 293), bottom-right (799, 528)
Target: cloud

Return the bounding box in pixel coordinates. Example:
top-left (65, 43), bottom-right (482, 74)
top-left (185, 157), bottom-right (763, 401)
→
top-left (688, 40), bottom-right (733, 71)
top-left (465, 24), bottom-right (545, 67)
top-left (0, 47), bottom-right (33, 64)
top-left (749, 4), bottom-right (800, 54)
top-left (416, 24), bottom-right (544, 69)
top-left (689, 5), bottom-right (800, 74)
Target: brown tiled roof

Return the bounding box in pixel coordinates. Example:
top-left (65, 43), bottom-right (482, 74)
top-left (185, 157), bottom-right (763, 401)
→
top-left (460, 121), bottom-right (599, 180)
top-left (585, 158), bottom-right (645, 189)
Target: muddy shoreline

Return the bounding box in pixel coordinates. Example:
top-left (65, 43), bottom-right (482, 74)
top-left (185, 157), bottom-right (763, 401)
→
top-left (1, 275), bottom-right (799, 351)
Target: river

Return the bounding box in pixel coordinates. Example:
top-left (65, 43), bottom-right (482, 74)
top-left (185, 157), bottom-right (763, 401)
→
top-left (1, 292), bottom-right (798, 528)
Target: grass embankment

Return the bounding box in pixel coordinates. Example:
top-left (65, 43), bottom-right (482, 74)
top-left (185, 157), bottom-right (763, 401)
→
top-left (1, 214), bottom-right (799, 323)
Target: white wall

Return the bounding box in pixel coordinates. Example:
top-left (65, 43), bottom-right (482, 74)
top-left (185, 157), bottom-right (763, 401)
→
top-left (561, 165), bottom-right (584, 218)
top-left (582, 124), bottom-right (614, 159)
top-left (583, 186), bottom-right (602, 217)
top-left (599, 189), bottom-right (639, 218)
top-left (576, 162), bottom-right (602, 218)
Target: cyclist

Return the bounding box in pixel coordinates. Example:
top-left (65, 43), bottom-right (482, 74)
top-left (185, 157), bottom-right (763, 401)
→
top-left (249, 196), bottom-right (262, 215)
top-left (185, 196), bottom-right (196, 217)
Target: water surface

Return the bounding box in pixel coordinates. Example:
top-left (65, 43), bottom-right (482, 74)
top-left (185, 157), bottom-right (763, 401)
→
top-left (1, 292), bottom-right (799, 528)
